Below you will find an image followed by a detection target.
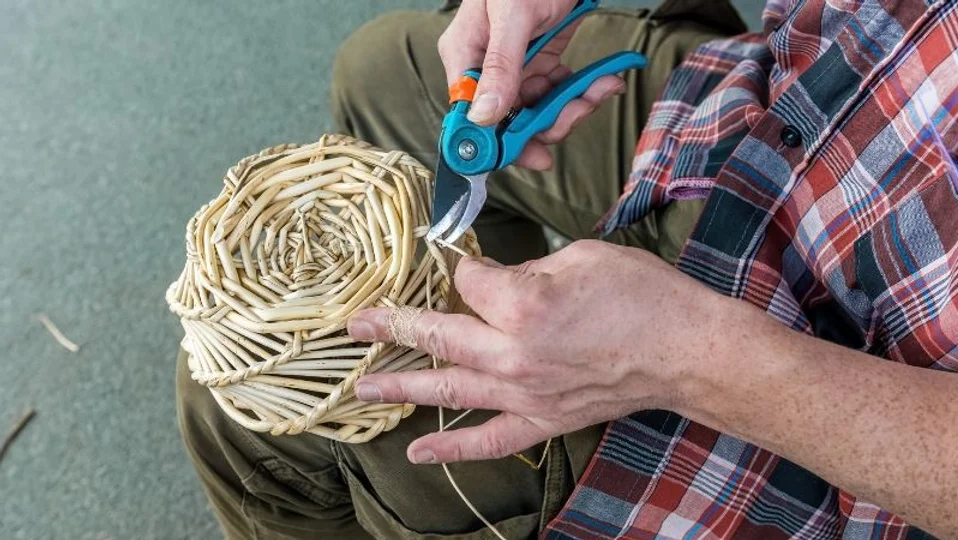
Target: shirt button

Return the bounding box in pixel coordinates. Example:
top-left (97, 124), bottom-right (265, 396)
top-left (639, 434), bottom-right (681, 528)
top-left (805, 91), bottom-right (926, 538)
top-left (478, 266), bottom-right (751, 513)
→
top-left (781, 126), bottom-right (803, 148)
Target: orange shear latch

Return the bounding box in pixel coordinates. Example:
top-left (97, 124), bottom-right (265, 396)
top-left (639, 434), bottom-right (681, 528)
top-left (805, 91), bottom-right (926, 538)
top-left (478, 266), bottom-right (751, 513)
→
top-left (448, 76), bottom-right (478, 104)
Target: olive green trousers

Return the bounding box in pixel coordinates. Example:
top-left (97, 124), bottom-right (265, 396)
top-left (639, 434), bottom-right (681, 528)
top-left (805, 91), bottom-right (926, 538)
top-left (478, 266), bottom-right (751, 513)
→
top-left (176, 2), bottom-right (744, 538)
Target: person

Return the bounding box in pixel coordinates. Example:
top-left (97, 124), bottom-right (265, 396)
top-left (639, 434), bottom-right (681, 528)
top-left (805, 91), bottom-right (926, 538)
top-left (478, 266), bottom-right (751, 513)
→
top-left (177, 2), bottom-right (736, 538)
top-left (177, 0), bottom-right (958, 538)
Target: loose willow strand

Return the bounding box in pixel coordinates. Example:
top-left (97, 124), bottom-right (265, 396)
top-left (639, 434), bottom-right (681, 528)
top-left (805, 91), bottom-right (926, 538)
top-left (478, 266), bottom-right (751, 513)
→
top-left (34, 314), bottom-right (80, 353)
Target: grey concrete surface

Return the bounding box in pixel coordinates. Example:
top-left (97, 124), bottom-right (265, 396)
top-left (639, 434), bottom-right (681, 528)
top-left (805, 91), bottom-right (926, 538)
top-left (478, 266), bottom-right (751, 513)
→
top-left (0, 1), bottom-right (763, 538)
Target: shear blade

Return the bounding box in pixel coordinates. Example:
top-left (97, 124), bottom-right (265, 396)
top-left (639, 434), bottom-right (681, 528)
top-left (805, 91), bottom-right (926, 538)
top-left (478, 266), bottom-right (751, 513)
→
top-left (428, 154), bottom-right (488, 244)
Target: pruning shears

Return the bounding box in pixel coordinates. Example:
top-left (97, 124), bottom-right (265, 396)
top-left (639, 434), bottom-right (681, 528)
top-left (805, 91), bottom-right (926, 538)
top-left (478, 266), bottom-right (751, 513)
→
top-left (427, 0), bottom-right (647, 244)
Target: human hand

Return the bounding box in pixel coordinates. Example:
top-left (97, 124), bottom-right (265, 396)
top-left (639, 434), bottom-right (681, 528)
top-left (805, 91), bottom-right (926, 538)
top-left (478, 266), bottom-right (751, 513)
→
top-left (347, 241), bottom-right (725, 464)
top-left (439, 0), bottom-right (627, 170)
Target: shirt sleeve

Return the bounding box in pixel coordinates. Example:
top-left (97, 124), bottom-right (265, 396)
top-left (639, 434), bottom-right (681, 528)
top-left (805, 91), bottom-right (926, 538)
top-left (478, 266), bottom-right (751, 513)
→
top-left (600, 34), bottom-right (773, 235)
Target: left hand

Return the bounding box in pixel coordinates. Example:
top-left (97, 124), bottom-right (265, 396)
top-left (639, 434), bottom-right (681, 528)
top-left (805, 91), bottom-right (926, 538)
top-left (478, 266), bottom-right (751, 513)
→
top-left (346, 240), bottom-right (725, 464)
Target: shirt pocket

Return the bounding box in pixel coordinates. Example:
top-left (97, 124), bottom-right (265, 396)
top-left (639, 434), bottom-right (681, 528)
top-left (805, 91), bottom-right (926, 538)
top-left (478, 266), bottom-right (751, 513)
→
top-left (341, 463), bottom-right (541, 540)
top-left (852, 173), bottom-right (958, 365)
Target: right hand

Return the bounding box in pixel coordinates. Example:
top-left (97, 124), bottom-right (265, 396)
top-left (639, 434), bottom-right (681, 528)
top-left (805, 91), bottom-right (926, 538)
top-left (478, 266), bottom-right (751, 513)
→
top-left (438, 0), bottom-right (627, 170)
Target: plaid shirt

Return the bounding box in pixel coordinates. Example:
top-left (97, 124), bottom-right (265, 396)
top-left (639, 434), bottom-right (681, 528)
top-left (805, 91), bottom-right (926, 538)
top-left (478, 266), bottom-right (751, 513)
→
top-left (544, 0), bottom-right (958, 538)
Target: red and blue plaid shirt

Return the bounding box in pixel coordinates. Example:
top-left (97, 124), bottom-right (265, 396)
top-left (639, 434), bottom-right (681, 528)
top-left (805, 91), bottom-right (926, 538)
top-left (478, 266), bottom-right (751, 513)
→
top-left (545, 0), bottom-right (958, 538)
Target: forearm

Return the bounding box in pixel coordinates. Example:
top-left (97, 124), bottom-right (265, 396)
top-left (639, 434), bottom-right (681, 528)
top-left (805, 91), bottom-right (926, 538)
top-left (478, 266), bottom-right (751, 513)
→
top-left (676, 298), bottom-right (958, 537)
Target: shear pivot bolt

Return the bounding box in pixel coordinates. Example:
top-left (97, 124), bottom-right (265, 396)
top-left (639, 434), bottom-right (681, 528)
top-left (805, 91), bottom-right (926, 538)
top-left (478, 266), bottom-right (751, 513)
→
top-left (458, 140), bottom-right (477, 161)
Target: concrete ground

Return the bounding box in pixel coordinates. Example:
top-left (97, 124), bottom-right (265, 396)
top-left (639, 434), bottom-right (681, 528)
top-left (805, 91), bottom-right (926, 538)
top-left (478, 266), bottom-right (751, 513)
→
top-left (0, 1), bottom-right (762, 538)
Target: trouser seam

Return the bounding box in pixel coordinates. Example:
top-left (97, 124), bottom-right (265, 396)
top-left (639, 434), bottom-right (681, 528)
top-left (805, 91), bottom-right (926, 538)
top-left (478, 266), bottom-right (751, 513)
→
top-left (403, 30), bottom-right (446, 129)
top-left (239, 488), bottom-right (260, 540)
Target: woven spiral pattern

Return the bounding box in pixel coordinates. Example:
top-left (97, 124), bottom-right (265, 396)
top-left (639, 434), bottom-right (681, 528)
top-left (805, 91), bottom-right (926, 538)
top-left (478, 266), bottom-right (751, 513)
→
top-left (166, 134), bottom-right (480, 442)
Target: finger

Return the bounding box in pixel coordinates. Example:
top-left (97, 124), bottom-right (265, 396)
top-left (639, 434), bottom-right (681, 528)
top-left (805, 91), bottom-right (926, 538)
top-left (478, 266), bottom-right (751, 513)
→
top-left (534, 99), bottom-right (595, 145)
top-left (453, 257), bottom-right (545, 322)
top-left (406, 413), bottom-right (548, 463)
top-left (347, 307), bottom-right (508, 369)
top-left (437, 1), bottom-right (489, 86)
top-left (513, 142), bottom-right (553, 171)
top-left (533, 17), bottom-right (580, 56)
top-left (355, 366), bottom-right (513, 410)
top-left (518, 64), bottom-right (572, 106)
top-left (522, 20), bottom-right (581, 77)
top-left (535, 75), bottom-right (625, 144)
top-left (518, 75), bottom-right (553, 107)
top-left (547, 63), bottom-right (575, 85)
top-left (468, 9), bottom-right (535, 125)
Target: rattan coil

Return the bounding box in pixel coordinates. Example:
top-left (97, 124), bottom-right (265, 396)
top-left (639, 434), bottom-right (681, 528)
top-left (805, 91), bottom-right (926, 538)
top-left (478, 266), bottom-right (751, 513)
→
top-left (166, 134), bottom-right (480, 443)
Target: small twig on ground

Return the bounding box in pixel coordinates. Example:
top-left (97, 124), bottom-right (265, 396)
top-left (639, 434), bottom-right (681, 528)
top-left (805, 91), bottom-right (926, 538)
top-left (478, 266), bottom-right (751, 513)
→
top-left (0, 409), bottom-right (36, 463)
top-left (34, 313), bottom-right (80, 353)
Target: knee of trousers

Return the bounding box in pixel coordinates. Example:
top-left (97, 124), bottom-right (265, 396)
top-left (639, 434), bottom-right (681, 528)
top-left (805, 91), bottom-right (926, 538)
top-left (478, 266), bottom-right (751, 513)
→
top-left (176, 349), bottom-right (259, 484)
top-left (331, 11), bottom-right (438, 126)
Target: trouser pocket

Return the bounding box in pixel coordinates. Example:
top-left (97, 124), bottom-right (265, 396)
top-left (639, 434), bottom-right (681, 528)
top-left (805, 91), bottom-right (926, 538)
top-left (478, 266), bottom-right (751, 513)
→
top-left (342, 462), bottom-right (542, 540)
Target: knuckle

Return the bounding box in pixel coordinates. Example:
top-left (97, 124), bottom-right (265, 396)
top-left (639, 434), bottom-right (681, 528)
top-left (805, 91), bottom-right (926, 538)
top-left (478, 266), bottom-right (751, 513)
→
top-left (504, 300), bottom-right (536, 327)
top-left (565, 239), bottom-right (603, 257)
top-left (434, 377), bottom-right (465, 410)
top-left (454, 260), bottom-right (479, 291)
top-left (502, 278), bottom-right (554, 328)
top-left (536, 128), bottom-right (564, 145)
top-left (513, 260), bottom-right (537, 275)
top-left (565, 239), bottom-right (593, 252)
top-left (395, 385), bottom-right (413, 405)
top-left (526, 278), bottom-right (556, 311)
top-left (482, 49), bottom-right (519, 80)
top-left (378, 377), bottom-right (411, 404)
top-left (499, 355), bottom-right (532, 381)
top-left (420, 319), bottom-right (450, 360)
top-left (499, 338), bottom-right (535, 380)
top-left (445, 442), bottom-right (466, 463)
top-left (478, 432), bottom-right (513, 460)
top-left (437, 32), bottom-right (453, 59)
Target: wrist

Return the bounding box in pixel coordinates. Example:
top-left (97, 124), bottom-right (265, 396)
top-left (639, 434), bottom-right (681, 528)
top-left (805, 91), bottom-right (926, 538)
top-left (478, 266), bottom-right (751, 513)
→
top-left (669, 294), bottom-right (779, 424)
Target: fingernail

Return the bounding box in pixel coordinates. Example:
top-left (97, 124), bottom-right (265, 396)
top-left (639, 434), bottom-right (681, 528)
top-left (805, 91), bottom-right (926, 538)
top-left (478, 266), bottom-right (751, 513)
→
top-left (355, 383), bottom-right (382, 402)
top-left (410, 449), bottom-right (437, 464)
top-left (467, 93), bottom-right (500, 124)
top-left (347, 315), bottom-right (375, 341)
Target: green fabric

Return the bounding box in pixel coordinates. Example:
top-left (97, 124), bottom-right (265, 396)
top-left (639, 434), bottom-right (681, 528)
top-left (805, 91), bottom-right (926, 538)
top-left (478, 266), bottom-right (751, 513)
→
top-left (176, 2), bottom-right (740, 538)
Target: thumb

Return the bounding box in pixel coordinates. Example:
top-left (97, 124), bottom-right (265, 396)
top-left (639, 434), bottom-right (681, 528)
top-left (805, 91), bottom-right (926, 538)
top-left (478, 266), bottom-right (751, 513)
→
top-left (407, 413), bottom-right (547, 463)
top-left (437, 1), bottom-right (489, 87)
top-left (468, 10), bottom-right (534, 125)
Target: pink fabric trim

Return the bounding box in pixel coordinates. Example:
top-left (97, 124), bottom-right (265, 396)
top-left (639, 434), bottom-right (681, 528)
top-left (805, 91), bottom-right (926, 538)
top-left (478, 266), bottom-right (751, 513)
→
top-left (665, 177), bottom-right (714, 200)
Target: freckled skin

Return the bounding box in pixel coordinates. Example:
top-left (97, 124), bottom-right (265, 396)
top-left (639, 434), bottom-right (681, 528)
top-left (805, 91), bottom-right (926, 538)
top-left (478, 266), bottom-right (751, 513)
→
top-left (348, 240), bottom-right (958, 538)
top-left (688, 298), bottom-right (958, 538)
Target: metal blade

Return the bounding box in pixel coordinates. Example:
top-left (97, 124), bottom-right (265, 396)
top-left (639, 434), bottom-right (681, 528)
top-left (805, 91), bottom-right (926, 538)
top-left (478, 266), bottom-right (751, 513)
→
top-left (430, 153), bottom-right (470, 233)
top-left (439, 172), bottom-right (487, 244)
top-left (428, 154), bottom-right (489, 244)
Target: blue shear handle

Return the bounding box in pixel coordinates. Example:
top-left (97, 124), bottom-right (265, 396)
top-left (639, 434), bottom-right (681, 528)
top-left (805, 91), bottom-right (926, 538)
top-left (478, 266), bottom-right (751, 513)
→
top-left (498, 51), bottom-right (647, 169)
top-left (523, 0), bottom-right (599, 67)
